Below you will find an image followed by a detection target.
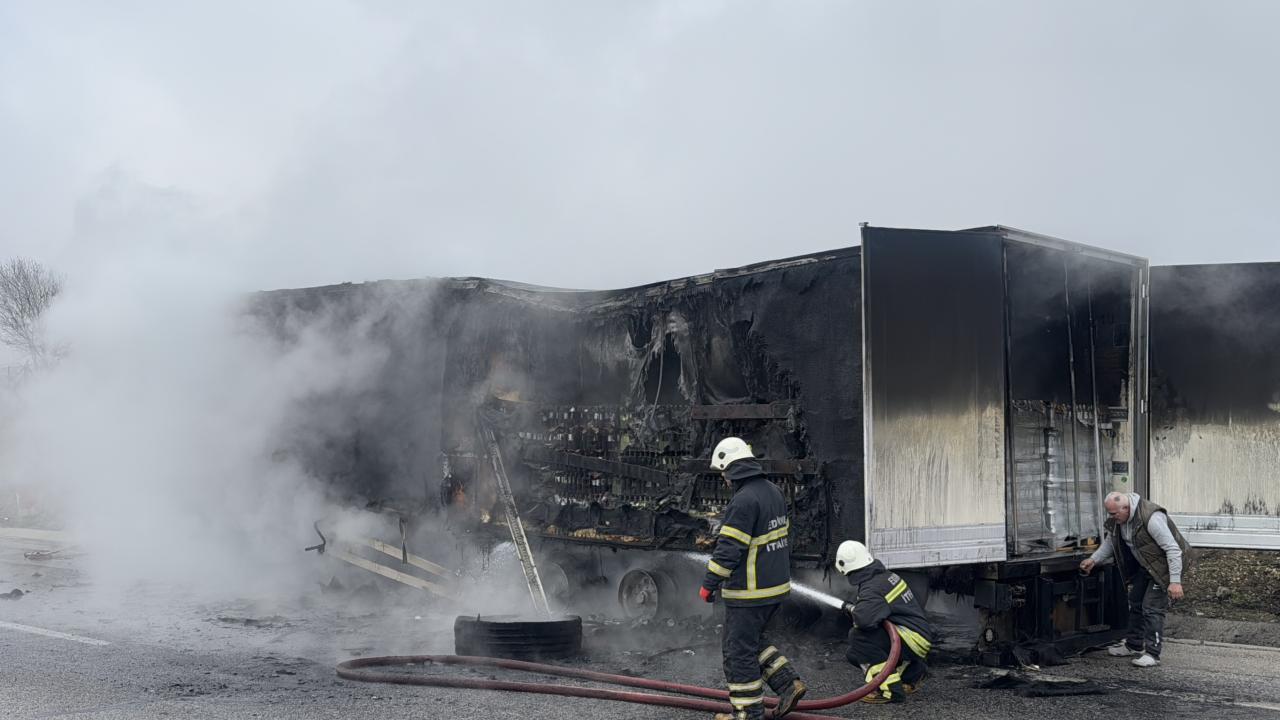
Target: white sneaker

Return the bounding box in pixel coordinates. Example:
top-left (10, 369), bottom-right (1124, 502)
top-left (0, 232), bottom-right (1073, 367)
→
top-left (1132, 653), bottom-right (1160, 668)
top-left (1107, 642), bottom-right (1138, 657)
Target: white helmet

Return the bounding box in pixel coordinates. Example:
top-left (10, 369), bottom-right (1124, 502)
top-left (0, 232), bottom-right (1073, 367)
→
top-left (834, 540), bottom-right (874, 575)
top-left (710, 437), bottom-right (754, 471)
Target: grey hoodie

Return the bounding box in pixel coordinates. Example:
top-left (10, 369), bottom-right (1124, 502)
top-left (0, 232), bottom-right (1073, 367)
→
top-left (1089, 492), bottom-right (1184, 584)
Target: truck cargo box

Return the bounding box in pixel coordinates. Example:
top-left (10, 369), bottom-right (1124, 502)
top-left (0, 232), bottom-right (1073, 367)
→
top-left (863, 226), bottom-right (1148, 567)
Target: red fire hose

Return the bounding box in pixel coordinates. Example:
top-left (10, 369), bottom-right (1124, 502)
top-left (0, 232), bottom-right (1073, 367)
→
top-left (337, 621), bottom-right (902, 719)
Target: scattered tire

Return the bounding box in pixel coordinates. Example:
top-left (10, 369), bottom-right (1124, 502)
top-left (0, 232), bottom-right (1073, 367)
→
top-left (453, 614), bottom-right (583, 660)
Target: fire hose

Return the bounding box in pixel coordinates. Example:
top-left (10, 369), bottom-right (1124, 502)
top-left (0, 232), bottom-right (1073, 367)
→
top-left (337, 620), bottom-right (902, 719)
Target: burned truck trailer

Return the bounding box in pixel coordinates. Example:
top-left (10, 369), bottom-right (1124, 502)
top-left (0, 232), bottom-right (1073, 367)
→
top-left (435, 226), bottom-right (1146, 560)
top-left (259, 224), bottom-right (1183, 658)
top-left (283, 225), bottom-right (1149, 656)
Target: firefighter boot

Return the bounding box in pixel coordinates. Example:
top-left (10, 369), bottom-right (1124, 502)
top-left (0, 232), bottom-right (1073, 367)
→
top-left (773, 679), bottom-right (807, 718)
top-left (860, 681), bottom-right (905, 705)
top-left (861, 662), bottom-right (906, 704)
top-left (901, 660), bottom-right (928, 694)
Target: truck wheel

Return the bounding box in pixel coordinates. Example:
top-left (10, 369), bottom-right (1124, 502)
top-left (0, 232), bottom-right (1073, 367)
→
top-left (617, 568), bottom-right (676, 620)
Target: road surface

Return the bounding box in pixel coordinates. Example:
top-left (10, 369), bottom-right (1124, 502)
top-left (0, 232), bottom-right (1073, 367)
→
top-left (2, 531), bottom-right (1278, 719)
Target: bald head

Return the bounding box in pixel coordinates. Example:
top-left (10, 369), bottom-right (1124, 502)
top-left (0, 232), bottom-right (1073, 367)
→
top-left (1104, 492), bottom-right (1132, 523)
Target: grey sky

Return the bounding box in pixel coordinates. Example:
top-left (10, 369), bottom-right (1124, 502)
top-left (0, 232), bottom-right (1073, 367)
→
top-left (2, 1), bottom-right (1278, 292)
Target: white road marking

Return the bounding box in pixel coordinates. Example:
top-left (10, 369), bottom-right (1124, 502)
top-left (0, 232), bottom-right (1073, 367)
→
top-left (0, 527), bottom-right (72, 542)
top-left (1121, 687), bottom-right (1280, 713)
top-left (0, 620), bottom-right (110, 646)
top-left (1168, 637), bottom-right (1280, 654)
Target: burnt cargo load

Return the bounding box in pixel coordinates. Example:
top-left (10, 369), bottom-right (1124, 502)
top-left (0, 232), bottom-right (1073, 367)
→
top-left (433, 246), bottom-right (864, 563)
top-left (259, 225), bottom-right (1147, 570)
top-left (1150, 262), bottom-right (1280, 549)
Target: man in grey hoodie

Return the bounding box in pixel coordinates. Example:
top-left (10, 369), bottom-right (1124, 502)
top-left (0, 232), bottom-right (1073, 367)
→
top-left (1080, 491), bottom-right (1192, 668)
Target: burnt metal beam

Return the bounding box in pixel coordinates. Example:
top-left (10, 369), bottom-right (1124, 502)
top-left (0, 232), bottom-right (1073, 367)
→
top-left (522, 446), bottom-right (819, 480)
top-left (677, 458), bottom-right (819, 476)
top-left (522, 447), bottom-right (673, 484)
top-left (690, 402), bottom-right (796, 420)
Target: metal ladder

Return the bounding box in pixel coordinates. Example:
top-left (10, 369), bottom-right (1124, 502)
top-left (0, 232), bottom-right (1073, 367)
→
top-left (479, 420), bottom-right (551, 616)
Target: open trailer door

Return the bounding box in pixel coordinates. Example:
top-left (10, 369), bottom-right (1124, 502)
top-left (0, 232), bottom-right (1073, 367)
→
top-left (1151, 262), bottom-right (1280, 549)
top-left (861, 226), bottom-right (1008, 567)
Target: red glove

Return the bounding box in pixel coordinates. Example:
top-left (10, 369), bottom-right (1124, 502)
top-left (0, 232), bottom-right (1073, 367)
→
top-left (699, 586), bottom-right (715, 603)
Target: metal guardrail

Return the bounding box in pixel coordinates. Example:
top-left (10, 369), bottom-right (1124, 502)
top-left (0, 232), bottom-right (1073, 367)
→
top-left (1172, 513), bottom-right (1280, 550)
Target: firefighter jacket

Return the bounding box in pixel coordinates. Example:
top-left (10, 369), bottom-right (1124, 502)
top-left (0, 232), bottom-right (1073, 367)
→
top-left (701, 461), bottom-right (792, 607)
top-left (844, 560), bottom-right (934, 644)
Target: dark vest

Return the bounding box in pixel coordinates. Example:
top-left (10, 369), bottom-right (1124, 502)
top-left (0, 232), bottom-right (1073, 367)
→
top-left (1104, 499), bottom-right (1192, 588)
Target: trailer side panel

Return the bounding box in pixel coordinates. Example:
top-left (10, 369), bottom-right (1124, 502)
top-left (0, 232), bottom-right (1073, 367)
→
top-left (1151, 262), bottom-right (1280, 549)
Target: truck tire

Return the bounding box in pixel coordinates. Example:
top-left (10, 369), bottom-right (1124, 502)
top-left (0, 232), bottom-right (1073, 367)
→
top-left (453, 614), bottom-right (583, 660)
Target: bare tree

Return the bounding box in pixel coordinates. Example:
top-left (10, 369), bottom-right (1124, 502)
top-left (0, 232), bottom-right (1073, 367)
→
top-left (0, 258), bottom-right (63, 368)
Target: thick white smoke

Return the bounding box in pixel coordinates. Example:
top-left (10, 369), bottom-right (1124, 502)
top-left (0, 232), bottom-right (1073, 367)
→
top-left (1, 180), bottom-right (401, 598)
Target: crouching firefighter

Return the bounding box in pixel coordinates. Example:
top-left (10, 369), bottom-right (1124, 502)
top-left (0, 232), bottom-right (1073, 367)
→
top-left (835, 540), bottom-right (934, 704)
top-left (700, 437), bottom-right (807, 720)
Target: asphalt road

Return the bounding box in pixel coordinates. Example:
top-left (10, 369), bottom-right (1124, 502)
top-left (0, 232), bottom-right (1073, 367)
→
top-left (3, 532), bottom-right (1279, 720)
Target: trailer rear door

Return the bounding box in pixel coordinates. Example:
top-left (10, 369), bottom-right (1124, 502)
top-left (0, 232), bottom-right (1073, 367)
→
top-left (861, 227), bottom-right (1008, 567)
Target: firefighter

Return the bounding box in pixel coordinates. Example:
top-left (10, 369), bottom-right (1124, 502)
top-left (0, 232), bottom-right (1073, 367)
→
top-left (699, 437), bottom-right (807, 720)
top-left (835, 540), bottom-right (934, 704)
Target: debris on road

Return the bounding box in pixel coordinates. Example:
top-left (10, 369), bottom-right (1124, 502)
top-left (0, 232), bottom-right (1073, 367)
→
top-left (23, 549), bottom-right (60, 561)
top-left (976, 669), bottom-right (1109, 697)
top-left (1, 588), bottom-right (25, 600)
top-left (213, 615), bottom-right (292, 629)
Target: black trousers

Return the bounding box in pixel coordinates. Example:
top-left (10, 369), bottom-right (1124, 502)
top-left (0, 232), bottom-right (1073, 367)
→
top-left (1124, 567), bottom-right (1169, 658)
top-left (722, 603), bottom-right (801, 719)
top-left (845, 625), bottom-right (928, 684)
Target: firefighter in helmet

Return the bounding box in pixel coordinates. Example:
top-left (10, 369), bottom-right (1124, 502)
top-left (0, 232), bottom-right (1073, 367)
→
top-left (836, 540), bottom-right (934, 703)
top-left (700, 437), bottom-right (807, 720)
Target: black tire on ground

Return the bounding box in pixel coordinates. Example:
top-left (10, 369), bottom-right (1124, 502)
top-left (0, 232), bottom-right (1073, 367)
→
top-left (453, 614), bottom-right (583, 660)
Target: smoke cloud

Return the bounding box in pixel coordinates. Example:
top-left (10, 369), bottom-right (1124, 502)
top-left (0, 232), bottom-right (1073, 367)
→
top-left (4, 1), bottom-right (1280, 288)
top-left (1, 1), bottom-right (1279, 615)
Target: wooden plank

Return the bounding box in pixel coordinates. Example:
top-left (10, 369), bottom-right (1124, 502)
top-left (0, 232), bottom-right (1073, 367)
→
top-left (358, 538), bottom-right (452, 579)
top-left (328, 547), bottom-right (454, 599)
